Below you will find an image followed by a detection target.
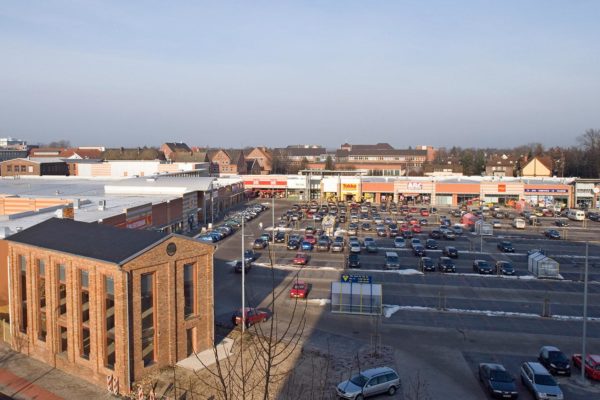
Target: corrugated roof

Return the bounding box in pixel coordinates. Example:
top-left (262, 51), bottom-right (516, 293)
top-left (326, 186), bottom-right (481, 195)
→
top-left (6, 218), bottom-right (169, 264)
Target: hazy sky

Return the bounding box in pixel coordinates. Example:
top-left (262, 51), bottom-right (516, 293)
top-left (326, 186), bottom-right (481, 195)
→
top-left (1, 1), bottom-right (599, 149)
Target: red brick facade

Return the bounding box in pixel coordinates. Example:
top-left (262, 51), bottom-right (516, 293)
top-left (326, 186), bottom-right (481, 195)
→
top-left (6, 235), bottom-right (214, 395)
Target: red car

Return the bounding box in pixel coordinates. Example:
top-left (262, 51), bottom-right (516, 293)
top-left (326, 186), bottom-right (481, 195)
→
top-left (572, 353), bottom-right (600, 380)
top-left (231, 307), bottom-right (268, 327)
top-left (304, 234), bottom-right (317, 245)
top-left (411, 224), bottom-right (422, 233)
top-left (293, 252), bottom-right (309, 265)
top-left (400, 224), bottom-right (409, 233)
top-left (290, 281), bottom-right (308, 298)
top-left (408, 217), bottom-right (419, 225)
top-left (420, 209), bottom-right (430, 217)
top-left (410, 207), bottom-right (418, 213)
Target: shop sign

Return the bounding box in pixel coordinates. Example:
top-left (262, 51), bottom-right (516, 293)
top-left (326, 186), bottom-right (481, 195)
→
top-left (498, 184), bottom-right (506, 193)
top-left (524, 188), bottom-right (568, 194)
top-left (407, 182), bottom-right (423, 191)
top-left (342, 183), bottom-right (358, 191)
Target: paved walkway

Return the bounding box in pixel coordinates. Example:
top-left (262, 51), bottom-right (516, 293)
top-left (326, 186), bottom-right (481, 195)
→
top-left (0, 344), bottom-right (115, 400)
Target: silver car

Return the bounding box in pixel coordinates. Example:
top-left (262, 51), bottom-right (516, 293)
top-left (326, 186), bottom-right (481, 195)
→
top-left (520, 361), bottom-right (563, 400)
top-left (336, 366), bottom-right (400, 400)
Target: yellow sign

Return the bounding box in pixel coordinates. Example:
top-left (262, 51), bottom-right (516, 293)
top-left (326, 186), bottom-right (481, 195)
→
top-left (342, 183), bottom-right (358, 191)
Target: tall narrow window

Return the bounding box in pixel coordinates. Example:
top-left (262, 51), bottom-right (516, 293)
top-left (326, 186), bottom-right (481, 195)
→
top-left (58, 264), bottom-right (67, 316)
top-left (59, 326), bottom-right (68, 353)
top-left (183, 263), bottom-right (195, 318)
top-left (140, 273), bottom-right (155, 366)
top-left (37, 260), bottom-right (46, 341)
top-left (80, 270), bottom-right (90, 359)
top-left (104, 276), bottom-right (115, 369)
top-left (19, 255), bottom-right (27, 333)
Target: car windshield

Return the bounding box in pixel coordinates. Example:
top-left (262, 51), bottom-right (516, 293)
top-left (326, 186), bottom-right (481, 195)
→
top-left (490, 370), bottom-right (513, 382)
top-left (350, 374), bottom-right (368, 387)
top-left (534, 374), bottom-right (557, 386)
top-left (548, 351), bottom-right (568, 363)
top-left (293, 283), bottom-right (305, 290)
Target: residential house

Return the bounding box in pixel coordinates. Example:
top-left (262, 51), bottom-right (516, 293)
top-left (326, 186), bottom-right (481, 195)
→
top-left (244, 147), bottom-right (272, 174)
top-left (0, 158), bottom-right (69, 177)
top-left (206, 149), bottom-right (247, 175)
top-left (521, 155), bottom-right (553, 177)
top-left (485, 154), bottom-right (519, 177)
top-left (160, 142), bottom-right (193, 161)
top-left (335, 143), bottom-right (429, 176)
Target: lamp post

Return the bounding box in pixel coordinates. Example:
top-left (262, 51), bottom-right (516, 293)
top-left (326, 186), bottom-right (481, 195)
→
top-left (271, 179), bottom-right (276, 245)
top-left (580, 241), bottom-right (589, 383)
top-left (241, 216), bottom-right (245, 334)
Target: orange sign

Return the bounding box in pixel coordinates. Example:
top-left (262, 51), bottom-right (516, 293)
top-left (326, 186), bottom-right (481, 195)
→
top-left (498, 184), bottom-right (506, 193)
top-left (342, 183), bottom-right (357, 191)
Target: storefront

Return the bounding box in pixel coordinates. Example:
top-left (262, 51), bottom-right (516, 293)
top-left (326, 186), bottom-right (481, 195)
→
top-left (395, 180), bottom-right (435, 205)
top-left (321, 176), bottom-right (340, 201)
top-left (572, 180), bottom-right (598, 209)
top-left (435, 181), bottom-right (480, 207)
top-left (242, 176), bottom-right (288, 198)
top-left (286, 175), bottom-right (308, 200)
top-left (340, 177), bottom-right (362, 202)
top-left (481, 182), bottom-right (522, 207)
top-left (524, 184), bottom-right (571, 209)
top-left (362, 179), bottom-right (394, 203)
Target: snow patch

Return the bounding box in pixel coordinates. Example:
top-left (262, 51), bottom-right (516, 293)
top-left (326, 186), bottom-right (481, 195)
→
top-left (226, 260), bottom-right (238, 266)
top-left (383, 305), bottom-right (401, 318)
top-left (307, 299), bottom-right (331, 306)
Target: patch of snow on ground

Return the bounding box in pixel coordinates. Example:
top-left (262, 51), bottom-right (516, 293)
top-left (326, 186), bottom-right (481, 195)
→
top-left (307, 299), bottom-right (331, 306)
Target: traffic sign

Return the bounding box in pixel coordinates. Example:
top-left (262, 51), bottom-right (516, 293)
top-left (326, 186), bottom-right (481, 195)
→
top-left (341, 274), bottom-right (372, 284)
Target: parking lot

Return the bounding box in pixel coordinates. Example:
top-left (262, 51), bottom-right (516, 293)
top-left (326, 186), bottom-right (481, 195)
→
top-left (211, 199), bottom-right (600, 399)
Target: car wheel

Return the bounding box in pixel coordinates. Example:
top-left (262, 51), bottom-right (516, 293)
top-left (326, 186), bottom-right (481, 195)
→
top-left (387, 385), bottom-right (396, 395)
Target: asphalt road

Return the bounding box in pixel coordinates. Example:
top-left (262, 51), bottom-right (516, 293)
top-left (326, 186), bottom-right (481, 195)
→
top-left (211, 200), bottom-right (600, 399)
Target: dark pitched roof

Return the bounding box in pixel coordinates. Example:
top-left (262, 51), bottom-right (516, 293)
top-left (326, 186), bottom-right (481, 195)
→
top-left (170, 151), bottom-right (207, 162)
top-left (6, 218), bottom-right (168, 265)
top-left (163, 142), bottom-right (192, 153)
top-left (345, 143), bottom-right (394, 151)
top-left (275, 147), bottom-right (325, 157)
top-left (336, 148), bottom-right (427, 157)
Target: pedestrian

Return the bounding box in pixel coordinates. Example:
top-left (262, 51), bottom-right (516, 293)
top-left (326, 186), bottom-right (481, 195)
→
top-left (259, 222), bottom-right (263, 230)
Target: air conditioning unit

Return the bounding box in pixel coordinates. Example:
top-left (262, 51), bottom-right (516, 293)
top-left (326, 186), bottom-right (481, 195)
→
top-left (98, 200), bottom-right (106, 211)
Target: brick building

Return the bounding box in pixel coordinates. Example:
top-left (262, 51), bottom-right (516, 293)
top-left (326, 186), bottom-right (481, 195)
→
top-left (0, 158), bottom-right (69, 177)
top-left (4, 218), bottom-right (214, 394)
top-left (206, 149), bottom-right (247, 175)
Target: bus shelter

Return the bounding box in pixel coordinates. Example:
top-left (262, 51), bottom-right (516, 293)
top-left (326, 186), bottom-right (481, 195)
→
top-left (331, 276), bottom-right (382, 315)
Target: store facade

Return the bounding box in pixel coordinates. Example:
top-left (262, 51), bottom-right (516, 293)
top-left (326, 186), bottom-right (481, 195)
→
top-left (394, 180), bottom-right (435, 205)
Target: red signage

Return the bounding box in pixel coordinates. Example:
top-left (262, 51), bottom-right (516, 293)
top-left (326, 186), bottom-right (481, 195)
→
top-left (498, 184), bottom-right (506, 193)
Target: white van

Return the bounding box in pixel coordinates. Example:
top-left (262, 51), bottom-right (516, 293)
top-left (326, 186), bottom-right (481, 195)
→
top-left (567, 209), bottom-right (585, 221)
top-left (512, 218), bottom-right (526, 229)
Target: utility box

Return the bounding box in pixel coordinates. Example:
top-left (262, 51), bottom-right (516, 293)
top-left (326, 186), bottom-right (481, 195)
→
top-left (474, 220), bottom-right (493, 236)
top-left (528, 252), bottom-right (560, 279)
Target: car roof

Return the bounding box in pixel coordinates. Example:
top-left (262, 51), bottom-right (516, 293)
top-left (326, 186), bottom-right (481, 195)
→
top-left (524, 362), bottom-right (550, 374)
top-left (590, 355), bottom-right (600, 363)
top-left (361, 366), bottom-right (396, 377)
top-left (480, 363), bottom-right (507, 371)
top-left (540, 345), bottom-right (561, 352)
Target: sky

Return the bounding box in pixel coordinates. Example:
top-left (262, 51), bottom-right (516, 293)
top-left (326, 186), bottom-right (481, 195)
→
top-left (1, 1), bottom-right (599, 149)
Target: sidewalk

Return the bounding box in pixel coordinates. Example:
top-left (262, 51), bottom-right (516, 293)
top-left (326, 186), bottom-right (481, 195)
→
top-left (0, 344), bottom-right (115, 400)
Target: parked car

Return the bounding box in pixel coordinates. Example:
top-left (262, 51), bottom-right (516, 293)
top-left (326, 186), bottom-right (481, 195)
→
top-left (301, 241), bottom-right (313, 251)
top-left (429, 229), bottom-right (442, 239)
top-left (554, 219), bottom-right (569, 227)
top-left (304, 234), bottom-right (317, 245)
top-left (411, 224), bottom-right (422, 233)
top-left (331, 237), bottom-right (345, 252)
top-left (442, 230), bottom-right (456, 240)
top-left (413, 245), bottom-right (426, 257)
top-left (425, 239), bottom-right (438, 249)
top-left (293, 252), bottom-right (310, 265)
top-left (347, 253), bottom-right (361, 268)
top-left (520, 362), bottom-right (563, 400)
top-left (496, 261), bottom-right (515, 275)
top-left (336, 367), bottom-right (400, 400)
top-left (544, 229), bottom-right (561, 239)
top-left (419, 256), bottom-right (435, 272)
top-left (244, 249), bottom-right (257, 264)
top-left (348, 223), bottom-right (359, 235)
top-left (290, 281), bottom-right (308, 298)
top-left (274, 231), bottom-right (286, 243)
top-left (287, 239), bottom-right (300, 250)
top-left (253, 238), bottom-right (267, 249)
top-left (316, 240), bottom-right (330, 252)
top-left (473, 259), bottom-right (493, 274)
top-left (366, 242), bottom-right (379, 253)
top-left (376, 228), bottom-right (387, 237)
top-left (443, 246), bottom-right (458, 258)
top-left (478, 363), bottom-right (518, 399)
top-left (538, 346), bottom-right (571, 376)
top-left (452, 225), bottom-right (463, 235)
top-left (438, 257), bottom-right (456, 273)
top-left (384, 252), bottom-right (400, 270)
top-left (410, 238), bottom-right (422, 249)
top-left (572, 353), bottom-right (600, 380)
top-left (497, 241), bottom-right (515, 253)
top-left (394, 237), bottom-right (406, 248)
top-left (361, 223), bottom-right (372, 231)
top-left (231, 307), bottom-right (268, 328)
top-left (349, 239), bottom-right (361, 254)
top-left (234, 260), bottom-right (251, 273)
top-left (492, 220), bottom-right (502, 228)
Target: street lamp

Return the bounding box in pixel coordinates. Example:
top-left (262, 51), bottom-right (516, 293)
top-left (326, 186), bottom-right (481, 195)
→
top-left (580, 242), bottom-right (589, 383)
top-left (271, 179), bottom-right (276, 245)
